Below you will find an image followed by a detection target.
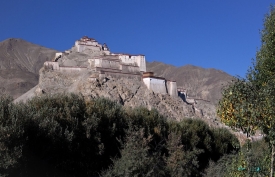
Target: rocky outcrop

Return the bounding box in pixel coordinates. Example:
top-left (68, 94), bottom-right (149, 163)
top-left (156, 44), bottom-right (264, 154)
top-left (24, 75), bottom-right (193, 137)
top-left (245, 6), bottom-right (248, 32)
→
top-left (16, 67), bottom-right (223, 127)
top-left (2, 37), bottom-right (230, 127)
top-left (147, 61), bottom-right (234, 104)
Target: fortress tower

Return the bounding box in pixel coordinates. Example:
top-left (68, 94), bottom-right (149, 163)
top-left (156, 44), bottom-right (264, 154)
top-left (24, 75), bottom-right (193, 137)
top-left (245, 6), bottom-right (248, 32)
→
top-left (46, 36), bottom-right (179, 98)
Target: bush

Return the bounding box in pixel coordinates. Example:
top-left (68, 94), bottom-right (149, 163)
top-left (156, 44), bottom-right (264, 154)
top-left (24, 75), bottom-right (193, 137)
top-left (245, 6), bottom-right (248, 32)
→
top-left (0, 94), bottom-right (240, 176)
top-left (205, 139), bottom-right (269, 177)
top-left (0, 95), bottom-right (25, 176)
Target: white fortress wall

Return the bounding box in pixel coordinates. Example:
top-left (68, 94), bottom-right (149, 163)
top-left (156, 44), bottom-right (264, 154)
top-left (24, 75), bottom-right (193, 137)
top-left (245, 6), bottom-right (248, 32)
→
top-left (86, 46), bottom-right (101, 51)
top-left (76, 43), bottom-right (85, 52)
top-left (85, 40), bottom-right (99, 46)
top-left (167, 81), bottom-right (178, 97)
top-left (104, 71), bottom-right (141, 80)
top-left (75, 40), bottom-right (102, 52)
top-left (150, 78), bottom-right (167, 94)
top-left (120, 64), bottom-right (139, 73)
top-left (143, 78), bottom-right (151, 90)
top-left (44, 61), bottom-right (60, 70)
top-left (59, 67), bottom-right (87, 72)
top-left (117, 54), bottom-right (146, 72)
top-left (135, 55), bottom-right (146, 72)
top-left (103, 51), bottom-right (111, 55)
top-left (88, 59), bottom-right (95, 68)
top-left (128, 65), bottom-right (140, 73)
top-left (44, 61), bottom-right (87, 72)
top-left (118, 54), bottom-right (136, 64)
top-left (88, 58), bottom-right (121, 70)
top-left (101, 59), bottom-right (120, 69)
top-left (55, 52), bottom-right (63, 59)
top-left (143, 77), bottom-right (167, 94)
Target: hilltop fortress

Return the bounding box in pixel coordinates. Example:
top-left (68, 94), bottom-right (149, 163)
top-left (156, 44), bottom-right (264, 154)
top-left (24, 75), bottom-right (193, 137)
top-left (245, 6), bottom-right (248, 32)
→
top-left (44, 36), bottom-right (178, 97)
top-left (13, 36), bottom-right (222, 125)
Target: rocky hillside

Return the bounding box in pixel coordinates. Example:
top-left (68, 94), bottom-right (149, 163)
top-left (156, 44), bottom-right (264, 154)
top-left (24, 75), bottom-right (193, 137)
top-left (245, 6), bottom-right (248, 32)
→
top-left (147, 61), bottom-right (234, 104)
top-left (16, 66), bottom-right (222, 127)
top-left (0, 37), bottom-right (238, 127)
top-left (0, 38), bottom-right (57, 98)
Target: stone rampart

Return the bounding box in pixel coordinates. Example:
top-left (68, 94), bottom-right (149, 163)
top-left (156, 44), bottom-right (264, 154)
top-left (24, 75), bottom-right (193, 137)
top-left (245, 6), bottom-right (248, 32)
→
top-left (166, 81), bottom-right (178, 97)
top-left (44, 62), bottom-right (86, 72)
top-left (120, 64), bottom-right (140, 73)
top-left (143, 77), bottom-right (167, 95)
top-left (103, 71), bottom-right (141, 80)
top-left (44, 61), bottom-right (60, 70)
top-left (59, 67), bottom-right (87, 72)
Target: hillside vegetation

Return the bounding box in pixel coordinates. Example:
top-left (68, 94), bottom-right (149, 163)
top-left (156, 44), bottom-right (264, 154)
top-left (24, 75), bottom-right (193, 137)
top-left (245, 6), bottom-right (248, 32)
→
top-left (0, 93), bottom-right (239, 177)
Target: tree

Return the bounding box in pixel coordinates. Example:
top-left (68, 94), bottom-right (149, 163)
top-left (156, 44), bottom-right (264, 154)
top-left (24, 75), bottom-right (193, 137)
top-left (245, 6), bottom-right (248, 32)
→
top-left (101, 127), bottom-right (167, 177)
top-left (0, 95), bottom-right (24, 176)
top-left (218, 5), bottom-right (275, 177)
top-left (217, 79), bottom-right (259, 138)
top-left (248, 5), bottom-right (275, 177)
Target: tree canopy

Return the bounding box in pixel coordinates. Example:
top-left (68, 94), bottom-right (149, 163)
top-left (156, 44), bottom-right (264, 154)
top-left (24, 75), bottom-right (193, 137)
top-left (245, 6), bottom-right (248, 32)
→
top-left (217, 5), bottom-right (275, 177)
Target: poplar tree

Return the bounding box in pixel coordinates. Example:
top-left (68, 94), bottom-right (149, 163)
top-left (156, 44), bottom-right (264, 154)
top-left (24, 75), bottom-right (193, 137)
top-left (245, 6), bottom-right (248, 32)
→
top-left (248, 5), bottom-right (275, 177)
top-left (218, 5), bottom-right (275, 177)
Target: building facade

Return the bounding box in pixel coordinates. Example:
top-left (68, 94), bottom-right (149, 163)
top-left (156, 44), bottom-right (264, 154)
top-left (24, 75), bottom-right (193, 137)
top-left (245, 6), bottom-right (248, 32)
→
top-left (46, 36), bottom-right (179, 97)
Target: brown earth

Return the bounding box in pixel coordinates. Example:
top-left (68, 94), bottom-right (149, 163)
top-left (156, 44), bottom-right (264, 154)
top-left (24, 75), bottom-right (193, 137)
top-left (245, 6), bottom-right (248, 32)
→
top-left (0, 38), bottom-right (232, 125)
top-left (146, 61), bottom-right (234, 104)
top-left (0, 37), bottom-right (255, 143)
top-left (0, 38), bottom-right (57, 98)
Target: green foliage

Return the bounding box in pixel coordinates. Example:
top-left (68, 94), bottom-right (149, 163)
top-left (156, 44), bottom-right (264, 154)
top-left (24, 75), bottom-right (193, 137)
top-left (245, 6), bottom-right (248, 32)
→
top-left (211, 128), bottom-right (240, 159)
top-left (248, 5), bottom-right (275, 87)
top-left (0, 94), bottom-right (239, 176)
top-left (0, 95), bottom-right (24, 176)
top-left (205, 140), bottom-right (270, 177)
top-left (181, 119), bottom-right (239, 174)
top-left (217, 5), bottom-right (275, 177)
top-left (165, 131), bottom-right (186, 177)
top-left (217, 79), bottom-right (259, 136)
top-left (101, 127), bottom-right (167, 177)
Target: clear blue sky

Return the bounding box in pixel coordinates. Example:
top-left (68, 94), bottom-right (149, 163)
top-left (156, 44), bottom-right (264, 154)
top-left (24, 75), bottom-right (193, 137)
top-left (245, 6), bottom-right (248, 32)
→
top-left (1, 1), bottom-right (275, 77)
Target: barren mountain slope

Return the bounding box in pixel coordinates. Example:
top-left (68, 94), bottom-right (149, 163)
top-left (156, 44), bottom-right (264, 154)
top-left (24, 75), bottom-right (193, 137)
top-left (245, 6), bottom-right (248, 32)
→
top-left (16, 66), bottom-right (223, 127)
top-left (0, 38), bottom-right (57, 98)
top-left (147, 61), bottom-right (234, 104)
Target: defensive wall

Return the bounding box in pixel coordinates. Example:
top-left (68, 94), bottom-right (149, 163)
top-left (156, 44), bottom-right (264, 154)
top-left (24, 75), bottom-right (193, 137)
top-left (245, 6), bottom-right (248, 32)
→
top-left (74, 36), bottom-right (110, 54)
top-left (112, 53), bottom-right (146, 72)
top-left (44, 61), bottom-right (87, 72)
top-left (142, 72), bottom-right (178, 97)
top-left (46, 36), bottom-right (182, 98)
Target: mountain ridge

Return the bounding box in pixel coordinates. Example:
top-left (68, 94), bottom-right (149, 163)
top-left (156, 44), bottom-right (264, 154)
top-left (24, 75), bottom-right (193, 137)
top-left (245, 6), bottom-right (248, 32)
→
top-left (146, 61), bottom-right (234, 104)
top-left (0, 38), bottom-right (58, 98)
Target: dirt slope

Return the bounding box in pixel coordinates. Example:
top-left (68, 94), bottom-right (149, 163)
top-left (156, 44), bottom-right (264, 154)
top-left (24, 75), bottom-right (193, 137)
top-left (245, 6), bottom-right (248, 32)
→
top-left (0, 38), bottom-right (57, 98)
top-left (147, 61), bottom-right (234, 104)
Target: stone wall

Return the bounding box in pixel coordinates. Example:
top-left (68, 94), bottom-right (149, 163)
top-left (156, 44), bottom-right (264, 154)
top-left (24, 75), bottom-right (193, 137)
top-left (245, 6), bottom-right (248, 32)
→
top-left (88, 58), bottom-right (120, 70)
top-left (120, 64), bottom-right (140, 73)
top-left (117, 54), bottom-right (146, 72)
top-left (44, 61), bottom-right (86, 72)
top-left (135, 55), bottom-right (146, 72)
top-left (75, 40), bottom-right (102, 52)
top-left (143, 77), bottom-right (167, 95)
top-left (55, 52), bottom-right (63, 59)
top-left (102, 71), bottom-right (142, 80)
top-left (166, 80), bottom-right (178, 97)
top-left (44, 61), bottom-right (59, 70)
top-left (59, 67), bottom-right (87, 72)
top-left (143, 72), bottom-right (179, 97)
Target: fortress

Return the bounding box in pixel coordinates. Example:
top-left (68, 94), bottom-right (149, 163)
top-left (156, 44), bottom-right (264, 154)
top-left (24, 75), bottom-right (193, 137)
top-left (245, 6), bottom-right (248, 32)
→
top-left (44, 36), bottom-right (178, 97)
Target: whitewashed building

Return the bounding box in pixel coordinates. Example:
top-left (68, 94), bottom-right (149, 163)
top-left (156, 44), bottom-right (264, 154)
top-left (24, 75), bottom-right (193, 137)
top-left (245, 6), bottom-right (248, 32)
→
top-left (47, 36), bottom-right (179, 98)
top-left (142, 72), bottom-right (178, 97)
top-left (111, 53), bottom-right (146, 72)
top-left (73, 36), bottom-right (110, 54)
